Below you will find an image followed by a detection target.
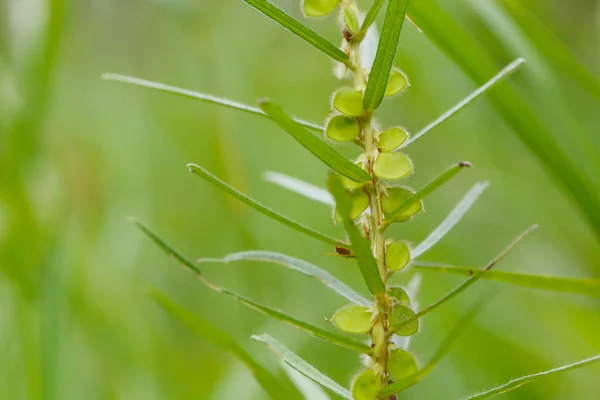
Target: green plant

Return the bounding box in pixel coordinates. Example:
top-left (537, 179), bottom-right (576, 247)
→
top-left (104, 0), bottom-right (600, 398)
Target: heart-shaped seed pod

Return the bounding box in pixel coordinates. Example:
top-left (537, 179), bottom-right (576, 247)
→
top-left (385, 67), bottom-right (410, 97)
top-left (352, 369), bottom-right (381, 400)
top-left (342, 4), bottom-right (360, 35)
top-left (334, 189), bottom-right (369, 222)
top-left (302, 0), bottom-right (340, 17)
top-left (326, 115), bottom-right (361, 142)
top-left (390, 304), bottom-right (419, 336)
top-left (388, 286), bottom-right (411, 306)
top-left (382, 187), bottom-right (423, 222)
top-left (332, 88), bottom-right (364, 117)
top-left (387, 349), bottom-right (418, 381)
top-left (377, 127), bottom-right (409, 152)
top-left (385, 240), bottom-right (411, 271)
top-left (332, 305), bottom-right (374, 334)
top-left (373, 152), bottom-right (413, 180)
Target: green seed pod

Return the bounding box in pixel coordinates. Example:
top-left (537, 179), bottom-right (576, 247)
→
top-left (377, 127), bottom-right (409, 152)
top-left (332, 88), bottom-right (364, 117)
top-left (388, 286), bottom-right (411, 306)
top-left (385, 67), bottom-right (410, 97)
top-left (385, 240), bottom-right (411, 271)
top-left (334, 189), bottom-right (369, 222)
top-left (372, 152), bottom-right (413, 180)
top-left (332, 305), bottom-right (374, 334)
top-left (326, 115), bottom-right (360, 142)
top-left (351, 369), bottom-right (381, 400)
top-left (387, 349), bottom-right (418, 381)
top-left (381, 187), bottom-right (423, 222)
top-left (302, 0), bottom-right (340, 17)
top-left (342, 4), bottom-right (360, 35)
top-left (341, 174), bottom-right (364, 190)
top-left (390, 304), bottom-right (419, 336)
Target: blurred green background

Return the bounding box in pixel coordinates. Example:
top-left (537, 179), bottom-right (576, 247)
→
top-left (1, 0), bottom-right (600, 398)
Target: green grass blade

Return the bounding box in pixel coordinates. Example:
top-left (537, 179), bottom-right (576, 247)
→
top-left (328, 173), bottom-right (385, 296)
top-left (259, 100), bottom-right (372, 183)
top-left (363, 0), bottom-right (410, 112)
top-left (101, 73), bottom-right (323, 131)
top-left (198, 251), bottom-right (371, 307)
top-left (264, 171), bottom-right (335, 206)
top-left (133, 219), bottom-right (370, 354)
top-left (381, 298), bottom-right (489, 396)
top-left (252, 333), bottom-right (353, 399)
top-left (501, 0), bottom-right (600, 103)
top-left (283, 365), bottom-right (332, 400)
top-left (465, 354), bottom-right (600, 399)
top-left (414, 263), bottom-right (600, 299)
top-left (391, 225), bottom-right (537, 334)
top-left (187, 164), bottom-right (345, 248)
top-left (411, 182), bottom-right (489, 258)
top-left (359, 0), bottom-right (385, 36)
top-left (407, 0), bottom-right (600, 239)
top-left (407, 58), bottom-right (526, 145)
top-left (385, 162), bottom-right (471, 223)
top-left (148, 288), bottom-right (301, 400)
top-left (242, 0), bottom-right (349, 64)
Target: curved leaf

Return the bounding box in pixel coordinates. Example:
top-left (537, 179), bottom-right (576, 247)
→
top-left (414, 263), bottom-right (600, 299)
top-left (253, 334), bottom-right (352, 399)
top-left (385, 162), bottom-right (471, 223)
top-left (363, 0), bottom-right (410, 111)
top-left (101, 74), bottom-right (322, 131)
top-left (328, 173), bottom-right (385, 296)
top-left (260, 100), bottom-right (372, 183)
top-left (264, 171), bottom-right (334, 206)
top-left (188, 164), bottom-right (345, 248)
top-left (242, 0), bottom-right (349, 64)
top-left (198, 250), bottom-right (371, 307)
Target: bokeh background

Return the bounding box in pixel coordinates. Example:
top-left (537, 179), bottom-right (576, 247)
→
top-left (1, 0), bottom-right (600, 399)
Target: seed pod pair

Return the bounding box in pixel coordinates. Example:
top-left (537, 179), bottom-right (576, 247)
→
top-left (382, 187), bottom-right (423, 222)
top-left (326, 88), bottom-right (364, 142)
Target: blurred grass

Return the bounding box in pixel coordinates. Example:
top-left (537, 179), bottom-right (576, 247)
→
top-left (1, 0), bottom-right (600, 399)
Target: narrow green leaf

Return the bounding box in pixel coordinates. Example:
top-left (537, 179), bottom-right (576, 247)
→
top-left (411, 182), bottom-right (489, 258)
top-left (359, 0), bottom-right (385, 36)
top-left (197, 250), bottom-right (371, 307)
top-left (187, 164), bottom-right (345, 248)
top-left (363, 0), bottom-right (410, 111)
top-left (259, 100), bottom-right (372, 183)
top-left (283, 364), bottom-right (332, 400)
top-left (407, 0), bottom-right (600, 239)
top-left (385, 162), bottom-right (471, 223)
top-left (328, 173), bottom-right (385, 296)
top-left (148, 288), bottom-right (301, 400)
top-left (414, 263), bottom-right (600, 299)
top-left (407, 58), bottom-right (526, 145)
top-left (501, 0), bottom-right (600, 104)
top-left (264, 171), bottom-right (335, 206)
top-left (391, 225), bottom-right (537, 334)
top-left (252, 333), bottom-right (353, 399)
top-left (101, 73), bottom-right (323, 132)
top-left (133, 219), bottom-right (370, 354)
top-left (465, 354), bottom-right (600, 399)
top-left (381, 298), bottom-right (490, 396)
top-left (242, 0), bottom-right (349, 63)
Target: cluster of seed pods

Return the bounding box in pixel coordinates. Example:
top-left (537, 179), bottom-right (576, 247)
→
top-left (301, 0), bottom-right (426, 398)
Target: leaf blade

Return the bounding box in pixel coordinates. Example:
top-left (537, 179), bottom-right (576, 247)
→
top-left (198, 250), bottom-right (371, 307)
top-left (363, 0), bottom-right (410, 111)
top-left (253, 333), bottom-right (353, 399)
top-left (385, 162), bottom-right (471, 222)
top-left (465, 354), bottom-right (600, 399)
top-left (411, 181), bottom-right (489, 258)
top-left (328, 173), bottom-right (385, 296)
top-left (414, 263), bottom-right (600, 299)
top-left (242, 0), bottom-right (349, 63)
top-left (187, 164), bottom-right (345, 248)
top-left (359, 0), bottom-right (385, 36)
top-left (148, 288), bottom-right (301, 400)
top-left (264, 171), bottom-right (335, 206)
top-left (101, 73), bottom-right (323, 132)
top-left (260, 100), bottom-right (372, 183)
